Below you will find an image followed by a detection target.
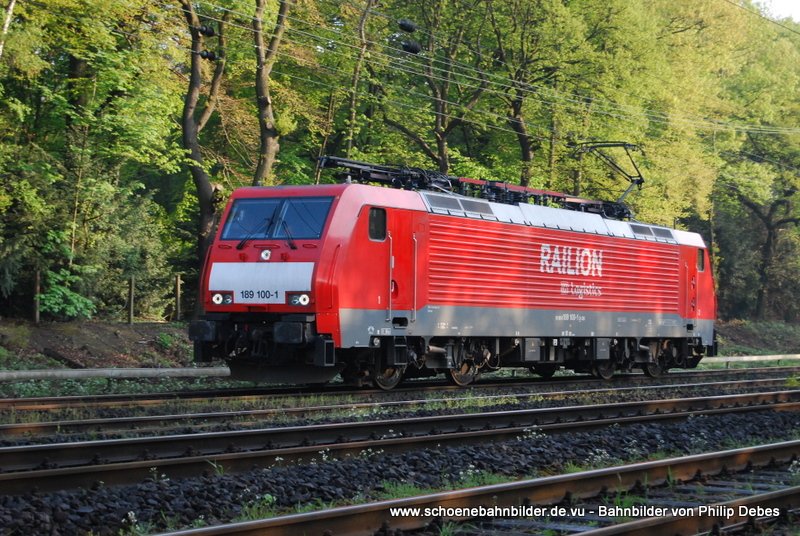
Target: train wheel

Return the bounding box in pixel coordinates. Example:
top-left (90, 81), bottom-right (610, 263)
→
top-left (593, 360), bottom-right (615, 380)
top-left (529, 365), bottom-right (557, 379)
top-left (447, 362), bottom-right (479, 386)
top-left (643, 358), bottom-right (665, 378)
top-left (643, 341), bottom-right (665, 378)
top-left (373, 366), bottom-right (405, 390)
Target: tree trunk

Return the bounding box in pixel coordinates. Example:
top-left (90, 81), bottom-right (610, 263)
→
top-left (507, 97), bottom-right (536, 187)
top-left (0, 0), bottom-right (17, 61)
top-left (253, 0), bottom-right (289, 186)
top-left (65, 55), bottom-right (90, 266)
top-left (572, 151), bottom-right (584, 198)
top-left (435, 129), bottom-right (449, 174)
top-left (179, 1), bottom-right (219, 289)
top-left (754, 225), bottom-right (775, 320)
top-left (548, 113), bottom-right (559, 192)
top-left (736, 192), bottom-right (800, 320)
top-left (571, 98), bottom-right (593, 195)
top-left (314, 90), bottom-right (338, 184)
top-left (345, 0), bottom-right (374, 157)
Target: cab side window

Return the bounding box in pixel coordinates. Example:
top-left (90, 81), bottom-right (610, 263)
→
top-left (697, 249), bottom-right (705, 272)
top-left (369, 207), bottom-right (386, 241)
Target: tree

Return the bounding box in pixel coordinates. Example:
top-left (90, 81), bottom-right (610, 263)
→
top-left (344, 0), bottom-right (376, 157)
top-left (383, 0), bottom-right (490, 173)
top-left (719, 160), bottom-right (800, 319)
top-left (253, 0), bottom-right (290, 185)
top-left (0, 0), bottom-right (187, 318)
top-left (0, 0), bottom-right (16, 61)
top-left (487, 0), bottom-right (587, 186)
top-left (179, 0), bottom-right (227, 275)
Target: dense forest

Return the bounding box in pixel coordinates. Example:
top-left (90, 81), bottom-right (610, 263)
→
top-left (0, 0), bottom-right (799, 322)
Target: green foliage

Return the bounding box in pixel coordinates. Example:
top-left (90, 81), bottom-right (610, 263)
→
top-left (235, 493), bottom-right (278, 521)
top-left (717, 319), bottom-right (800, 356)
top-left (0, 0), bottom-right (798, 321)
top-left (375, 480), bottom-right (437, 500)
top-left (449, 465), bottom-right (509, 488)
top-left (155, 333), bottom-right (174, 351)
top-left (39, 269), bottom-right (96, 319)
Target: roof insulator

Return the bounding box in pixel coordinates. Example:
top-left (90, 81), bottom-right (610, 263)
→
top-left (398, 19), bottom-right (417, 33)
top-left (401, 40), bottom-right (421, 54)
top-left (197, 25), bottom-right (216, 37)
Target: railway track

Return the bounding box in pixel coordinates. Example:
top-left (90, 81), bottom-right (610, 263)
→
top-left (0, 376), bottom-right (794, 438)
top-left (153, 440), bottom-right (800, 536)
top-left (2, 390), bottom-right (799, 495)
top-left (2, 366), bottom-right (798, 414)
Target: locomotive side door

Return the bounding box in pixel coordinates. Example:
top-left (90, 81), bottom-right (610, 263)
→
top-left (684, 247), bottom-right (701, 322)
top-left (386, 209), bottom-right (416, 329)
top-left (693, 247), bottom-right (708, 319)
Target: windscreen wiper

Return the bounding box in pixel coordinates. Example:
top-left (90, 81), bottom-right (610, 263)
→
top-left (281, 220), bottom-right (298, 250)
top-left (236, 216), bottom-right (273, 250)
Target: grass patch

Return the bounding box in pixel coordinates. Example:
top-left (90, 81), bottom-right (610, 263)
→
top-left (717, 319), bottom-right (800, 356)
top-left (375, 480), bottom-right (440, 500)
top-left (0, 323), bottom-right (32, 350)
top-left (234, 493), bottom-right (278, 521)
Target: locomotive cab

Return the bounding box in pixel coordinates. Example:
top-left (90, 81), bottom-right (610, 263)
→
top-left (189, 185), bottom-right (344, 383)
top-left (189, 182), bottom-right (429, 385)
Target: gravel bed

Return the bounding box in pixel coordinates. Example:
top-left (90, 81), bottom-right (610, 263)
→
top-left (1, 380), bottom-right (795, 447)
top-left (1, 411), bottom-right (800, 534)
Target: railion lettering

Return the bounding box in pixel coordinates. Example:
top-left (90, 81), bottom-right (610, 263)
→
top-left (540, 244), bottom-right (603, 277)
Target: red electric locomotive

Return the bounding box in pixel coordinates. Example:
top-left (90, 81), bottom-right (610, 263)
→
top-left (189, 153), bottom-right (716, 389)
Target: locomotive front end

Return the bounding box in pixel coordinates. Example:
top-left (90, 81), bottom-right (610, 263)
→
top-left (189, 185), bottom-right (341, 383)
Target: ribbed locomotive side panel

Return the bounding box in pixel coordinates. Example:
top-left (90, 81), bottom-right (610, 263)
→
top-left (428, 216), bottom-right (680, 313)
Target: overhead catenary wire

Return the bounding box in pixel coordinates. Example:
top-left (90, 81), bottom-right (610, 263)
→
top-left (25, 0), bottom-right (790, 188)
top-left (188, 18), bottom-right (787, 140)
top-left (36, 0), bottom-right (561, 146)
top-left (17, 0), bottom-right (800, 138)
top-left (193, 0), bottom-right (699, 130)
top-left (721, 150), bottom-right (800, 175)
top-left (337, 0), bottom-right (800, 133)
top-left (192, 0), bottom-right (800, 136)
top-left (176, 0), bottom-right (800, 184)
top-left (41, 0), bottom-right (800, 146)
top-left (719, 0), bottom-right (800, 39)
top-left (173, 1), bottom-right (569, 141)
top-left (332, 0), bottom-right (727, 130)
top-left (231, 0), bottom-right (710, 130)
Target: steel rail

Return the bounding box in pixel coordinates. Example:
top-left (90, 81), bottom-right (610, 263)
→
top-left (579, 488), bottom-right (800, 535)
top-left (2, 366), bottom-right (798, 412)
top-left (0, 353), bottom-right (794, 383)
top-left (2, 391), bottom-right (800, 494)
top-left (1, 377), bottom-right (790, 438)
top-left (0, 367), bottom-right (800, 411)
top-left (4, 389), bottom-right (799, 471)
top-left (152, 440), bottom-right (800, 536)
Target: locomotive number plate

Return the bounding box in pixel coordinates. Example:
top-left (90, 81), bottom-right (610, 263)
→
top-left (239, 289), bottom-right (282, 302)
top-left (208, 262), bottom-right (313, 304)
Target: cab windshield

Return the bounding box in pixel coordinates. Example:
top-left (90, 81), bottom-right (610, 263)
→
top-left (221, 197), bottom-right (334, 241)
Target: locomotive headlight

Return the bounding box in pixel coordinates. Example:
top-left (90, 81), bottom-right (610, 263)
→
top-left (289, 293), bottom-right (311, 306)
top-left (223, 294), bottom-right (233, 305)
top-left (260, 249), bottom-right (272, 261)
top-left (211, 293), bottom-right (224, 305)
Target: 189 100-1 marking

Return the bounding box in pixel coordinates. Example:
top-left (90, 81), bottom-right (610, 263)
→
top-left (240, 290), bottom-right (281, 300)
